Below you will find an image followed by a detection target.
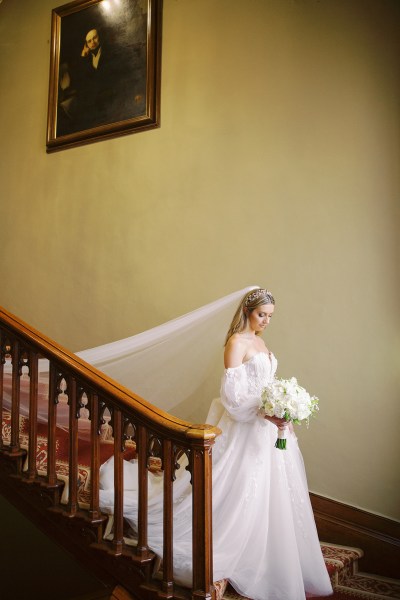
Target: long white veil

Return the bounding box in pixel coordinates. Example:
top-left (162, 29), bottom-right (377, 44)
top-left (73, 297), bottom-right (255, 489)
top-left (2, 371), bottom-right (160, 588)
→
top-left (3, 287), bottom-right (256, 428)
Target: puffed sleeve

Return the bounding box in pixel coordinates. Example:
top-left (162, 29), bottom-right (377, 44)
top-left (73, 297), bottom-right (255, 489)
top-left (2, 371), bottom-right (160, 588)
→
top-left (220, 365), bottom-right (261, 422)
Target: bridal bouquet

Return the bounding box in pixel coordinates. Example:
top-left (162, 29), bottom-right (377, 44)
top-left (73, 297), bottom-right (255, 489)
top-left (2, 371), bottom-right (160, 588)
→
top-left (260, 377), bottom-right (319, 449)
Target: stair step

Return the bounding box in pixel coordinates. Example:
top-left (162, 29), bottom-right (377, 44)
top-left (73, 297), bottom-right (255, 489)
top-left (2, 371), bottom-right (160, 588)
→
top-left (109, 585), bottom-right (137, 600)
top-left (334, 571), bottom-right (400, 599)
top-left (320, 541), bottom-right (364, 585)
top-left (67, 591), bottom-right (114, 600)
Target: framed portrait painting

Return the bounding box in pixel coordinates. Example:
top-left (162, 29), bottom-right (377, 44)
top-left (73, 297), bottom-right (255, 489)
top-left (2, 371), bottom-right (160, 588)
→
top-left (46, 0), bottom-right (162, 152)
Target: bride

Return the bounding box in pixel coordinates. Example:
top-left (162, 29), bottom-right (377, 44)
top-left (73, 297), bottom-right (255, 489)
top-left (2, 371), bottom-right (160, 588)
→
top-left (99, 288), bottom-right (333, 600)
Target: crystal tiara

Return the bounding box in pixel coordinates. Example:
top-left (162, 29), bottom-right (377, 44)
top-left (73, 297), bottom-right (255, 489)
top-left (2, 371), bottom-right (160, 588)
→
top-left (245, 288), bottom-right (273, 306)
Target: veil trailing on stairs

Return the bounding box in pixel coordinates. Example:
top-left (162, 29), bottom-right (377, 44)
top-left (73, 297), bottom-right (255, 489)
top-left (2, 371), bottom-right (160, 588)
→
top-left (2, 286), bottom-right (337, 599)
top-left (3, 287), bottom-right (257, 430)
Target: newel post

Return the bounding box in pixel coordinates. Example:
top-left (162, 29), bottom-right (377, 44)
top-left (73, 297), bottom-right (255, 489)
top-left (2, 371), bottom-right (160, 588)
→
top-left (188, 427), bottom-right (217, 600)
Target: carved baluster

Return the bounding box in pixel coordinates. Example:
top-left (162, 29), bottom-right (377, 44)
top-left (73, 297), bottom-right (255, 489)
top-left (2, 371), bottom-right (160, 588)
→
top-left (26, 350), bottom-right (39, 480)
top-left (112, 406), bottom-right (124, 554)
top-left (9, 338), bottom-right (20, 454)
top-left (191, 441), bottom-right (214, 600)
top-left (0, 332), bottom-right (6, 451)
top-left (47, 363), bottom-right (58, 487)
top-left (67, 377), bottom-right (78, 516)
top-left (162, 438), bottom-right (174, 596)
top-left (88, 393), bottom-right (101, 521)
top-left (137, 424), bottom-right (149, 557)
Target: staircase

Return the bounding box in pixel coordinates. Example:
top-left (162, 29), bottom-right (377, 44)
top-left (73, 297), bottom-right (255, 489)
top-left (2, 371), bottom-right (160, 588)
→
top-left (1, 306), bottom-right (399, 600)
top-left (0, 305), bottom-right (219, 600)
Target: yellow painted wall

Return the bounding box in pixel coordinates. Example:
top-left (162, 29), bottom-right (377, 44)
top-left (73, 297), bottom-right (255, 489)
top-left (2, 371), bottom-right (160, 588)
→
top-left (1, 0), bottom-right (399, 520)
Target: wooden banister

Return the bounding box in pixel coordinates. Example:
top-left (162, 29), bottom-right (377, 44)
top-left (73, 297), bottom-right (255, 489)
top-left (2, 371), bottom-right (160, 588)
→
top-left (0, 305), bottom-right (221, 600)
top-left (26, 350), bottom-right (38, 481)
top-left (10, 339), bottom-right (20, 454)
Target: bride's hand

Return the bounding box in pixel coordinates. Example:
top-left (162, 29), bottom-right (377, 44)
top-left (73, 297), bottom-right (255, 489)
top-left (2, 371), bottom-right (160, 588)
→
top-left (264, 415), bottom-right (287, 430)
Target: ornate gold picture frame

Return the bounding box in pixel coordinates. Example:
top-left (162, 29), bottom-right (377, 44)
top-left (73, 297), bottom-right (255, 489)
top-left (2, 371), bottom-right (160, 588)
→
top-left (46, 0), bottom-right (162, 152)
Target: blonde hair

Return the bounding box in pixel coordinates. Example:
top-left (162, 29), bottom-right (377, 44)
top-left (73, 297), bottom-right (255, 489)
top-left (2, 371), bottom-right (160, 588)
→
top-left (224, 288), bottom-right (275, 345)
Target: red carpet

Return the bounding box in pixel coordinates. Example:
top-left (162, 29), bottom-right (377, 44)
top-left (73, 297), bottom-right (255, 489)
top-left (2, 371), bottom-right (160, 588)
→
top-left (1, 410), bottom-right (136, 506)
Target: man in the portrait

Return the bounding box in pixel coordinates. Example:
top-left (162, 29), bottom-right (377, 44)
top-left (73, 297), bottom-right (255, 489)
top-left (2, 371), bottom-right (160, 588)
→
top-left (81, 29), bottom-right (101, 63)
top-left (57, 26), bottom-right (146, 135)
top-left (76, 28), bottom-right (124, 128)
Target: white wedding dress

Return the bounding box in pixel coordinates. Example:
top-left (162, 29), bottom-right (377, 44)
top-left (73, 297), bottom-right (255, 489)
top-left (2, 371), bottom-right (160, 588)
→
top-left (99, 351), bottom-right (332, 600)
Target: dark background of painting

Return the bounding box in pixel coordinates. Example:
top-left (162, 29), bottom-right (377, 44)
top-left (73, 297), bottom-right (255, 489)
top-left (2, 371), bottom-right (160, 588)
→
top-left (57, 0), bottom-right (148, 136)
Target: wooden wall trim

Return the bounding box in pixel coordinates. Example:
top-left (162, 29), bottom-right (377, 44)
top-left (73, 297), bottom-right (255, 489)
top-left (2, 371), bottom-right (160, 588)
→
top-left (310, 493), bottom-right (400, 579)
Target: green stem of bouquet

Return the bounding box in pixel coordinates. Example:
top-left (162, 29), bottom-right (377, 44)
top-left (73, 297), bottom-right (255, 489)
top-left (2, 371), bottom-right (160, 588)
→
top-left (275, 438), bottom-right (287, 450)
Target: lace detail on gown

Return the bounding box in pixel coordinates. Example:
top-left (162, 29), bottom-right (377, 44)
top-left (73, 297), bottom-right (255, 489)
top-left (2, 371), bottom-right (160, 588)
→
top-left (220, 352), bottom-right (277, 421)
top-left (99, 352), bottom-right (333, 600)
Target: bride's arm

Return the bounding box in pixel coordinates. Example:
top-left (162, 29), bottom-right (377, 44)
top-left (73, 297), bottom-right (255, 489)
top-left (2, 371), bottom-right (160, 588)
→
top-left (224, 335), bottom-right (247, 368)
top-left (220, 339), bottom-right (260, 422)
top-left (220, 368), bottom-right (261, 422)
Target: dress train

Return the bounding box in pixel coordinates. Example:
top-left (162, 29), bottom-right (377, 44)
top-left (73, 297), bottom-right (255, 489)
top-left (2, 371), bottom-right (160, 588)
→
top-left (99, 353), bottom-right (332, 600)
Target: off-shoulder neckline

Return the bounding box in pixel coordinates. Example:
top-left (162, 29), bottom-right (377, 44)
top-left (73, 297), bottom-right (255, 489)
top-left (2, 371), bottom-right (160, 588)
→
top-left (225, 351), bottom-right (274, 371)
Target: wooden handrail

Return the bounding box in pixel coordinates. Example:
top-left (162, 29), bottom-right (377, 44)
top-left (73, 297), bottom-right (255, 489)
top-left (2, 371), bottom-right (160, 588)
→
top-left (0, 305), bottom-right (221, 599)
top-left (0, 306), bottom-right (220, 442)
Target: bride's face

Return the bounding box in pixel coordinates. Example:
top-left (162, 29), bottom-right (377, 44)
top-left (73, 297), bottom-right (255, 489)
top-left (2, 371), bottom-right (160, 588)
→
top-left (247, 303), bottom-right (274, 333)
